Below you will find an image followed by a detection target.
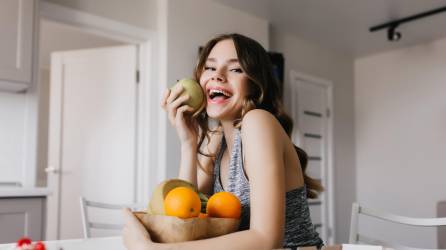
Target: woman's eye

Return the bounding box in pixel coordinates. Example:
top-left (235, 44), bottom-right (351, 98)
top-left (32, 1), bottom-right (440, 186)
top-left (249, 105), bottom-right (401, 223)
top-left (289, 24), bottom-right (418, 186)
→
top-left (204, 66), bottom-right (215, 71)
top-left (230, 68), bottom-right (243, 73)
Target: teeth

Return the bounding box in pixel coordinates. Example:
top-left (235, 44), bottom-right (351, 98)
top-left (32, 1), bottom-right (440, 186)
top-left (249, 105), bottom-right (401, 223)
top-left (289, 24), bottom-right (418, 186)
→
top-left (209, 89), bottom-right (231, 97)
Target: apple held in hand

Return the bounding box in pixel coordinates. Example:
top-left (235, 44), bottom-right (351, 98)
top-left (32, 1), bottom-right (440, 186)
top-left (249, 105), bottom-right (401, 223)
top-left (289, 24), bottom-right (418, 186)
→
top-left (171, 78), bottom-right (205, 115)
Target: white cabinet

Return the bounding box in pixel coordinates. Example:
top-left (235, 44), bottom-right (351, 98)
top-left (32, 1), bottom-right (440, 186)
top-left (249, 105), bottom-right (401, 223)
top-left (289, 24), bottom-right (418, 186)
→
top-left (0, 0), bottom-right (36, 92)
top-left (0, 197), bottom-right (46, 243)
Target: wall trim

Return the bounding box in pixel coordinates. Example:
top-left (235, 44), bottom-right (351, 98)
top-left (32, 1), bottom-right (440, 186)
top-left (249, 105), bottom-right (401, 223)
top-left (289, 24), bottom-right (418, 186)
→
top-left (39, 1), bottom-right (154, 44)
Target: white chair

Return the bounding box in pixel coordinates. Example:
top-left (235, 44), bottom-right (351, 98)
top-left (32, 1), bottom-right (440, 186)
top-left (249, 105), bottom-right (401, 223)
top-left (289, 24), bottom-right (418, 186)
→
top-left (349, 202), bottom-right (446, 250)
top-left (80, 196), bottom-right (145, 238)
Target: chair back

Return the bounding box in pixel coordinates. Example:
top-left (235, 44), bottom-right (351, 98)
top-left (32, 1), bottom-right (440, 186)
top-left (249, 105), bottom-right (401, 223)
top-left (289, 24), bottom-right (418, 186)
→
top-left (80, 196), bottom-right (145, 238)
top-left (349, 202), bottom-right (446, 250)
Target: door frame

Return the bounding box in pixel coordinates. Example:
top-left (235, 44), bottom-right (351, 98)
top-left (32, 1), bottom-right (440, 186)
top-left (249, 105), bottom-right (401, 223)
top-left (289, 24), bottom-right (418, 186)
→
top-left (40, 1), bottom-right (162, 239)
top-left (289, 70), bottom-right (335, 244)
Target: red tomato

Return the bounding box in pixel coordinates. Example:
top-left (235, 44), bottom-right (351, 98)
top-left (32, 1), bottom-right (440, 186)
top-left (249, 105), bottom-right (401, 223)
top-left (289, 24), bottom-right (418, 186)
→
top-left (34, 241), bottom-right (46, 250)
top-left (16, 237), bottom-right (32, 246)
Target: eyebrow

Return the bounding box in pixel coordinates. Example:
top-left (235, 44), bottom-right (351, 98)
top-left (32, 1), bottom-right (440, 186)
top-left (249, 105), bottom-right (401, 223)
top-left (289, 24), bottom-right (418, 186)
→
top-left (206, 58), bottom-right (239, 63)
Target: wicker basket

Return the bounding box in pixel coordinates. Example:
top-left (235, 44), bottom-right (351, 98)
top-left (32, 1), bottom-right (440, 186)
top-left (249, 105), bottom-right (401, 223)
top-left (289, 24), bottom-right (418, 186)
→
top-left (134, 212), bottom-right (240, 243)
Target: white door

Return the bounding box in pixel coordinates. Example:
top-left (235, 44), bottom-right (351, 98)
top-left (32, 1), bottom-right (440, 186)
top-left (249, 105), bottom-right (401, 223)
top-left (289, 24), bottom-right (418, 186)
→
top-left (46, 45), bottom-right (139, 240)
top-left (289, 71), bottom-right (334, 244)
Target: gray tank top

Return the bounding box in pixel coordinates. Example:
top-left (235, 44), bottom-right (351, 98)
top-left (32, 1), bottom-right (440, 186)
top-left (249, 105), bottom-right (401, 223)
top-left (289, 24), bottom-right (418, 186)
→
top-left (213, 129), bottom-right (323, 249)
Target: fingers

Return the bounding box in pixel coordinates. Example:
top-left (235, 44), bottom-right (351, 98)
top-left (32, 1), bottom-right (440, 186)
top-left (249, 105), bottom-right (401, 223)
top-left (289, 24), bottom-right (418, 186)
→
top-left (161, 85), bottom-right (192, 126)
top-left (175, 105), bottom-right (194, 124)
top-left (122, 208), bottom-right (137, 223)
top-left (122, 208), bottom-right (149, 235)
top-left (167, 95), bottom-right (190, 124)
top-left (122, 208), bottom-right (152, 249)
top-left (166, 84), bottom-right (184, 105)
top-left (160, 88), bottom-right (171, 109)
top-left (160, 84), bottom-right (183, 109)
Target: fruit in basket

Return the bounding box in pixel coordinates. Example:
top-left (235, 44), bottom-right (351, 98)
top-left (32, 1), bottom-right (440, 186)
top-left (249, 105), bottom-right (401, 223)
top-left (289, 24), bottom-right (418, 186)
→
top-left (206, 191), bottom-right (241, 219)
top-left (198, 191), bottom-right (209, 213)
top-left (171, 78), bottom-right (205, 114)
top-left (147, 179), bottom-right (196, 215)
top-left (164, 187), bottom-right (201, 219)
top-left (136, 182), bottom-right (241, 243)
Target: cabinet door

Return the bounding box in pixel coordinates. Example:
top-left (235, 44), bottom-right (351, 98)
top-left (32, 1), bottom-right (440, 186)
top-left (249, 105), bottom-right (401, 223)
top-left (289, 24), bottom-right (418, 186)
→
top-left (0, 197), bottom-right (45, 244)
top-left (0, 0), bottom-right (35, 88)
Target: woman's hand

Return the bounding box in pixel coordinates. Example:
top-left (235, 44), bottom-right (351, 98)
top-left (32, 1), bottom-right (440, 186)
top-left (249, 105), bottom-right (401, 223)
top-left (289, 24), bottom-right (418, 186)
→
top-left (161, 85), bottom-right (199, 146)
top-left (122, 208), bottom-right (154, 250)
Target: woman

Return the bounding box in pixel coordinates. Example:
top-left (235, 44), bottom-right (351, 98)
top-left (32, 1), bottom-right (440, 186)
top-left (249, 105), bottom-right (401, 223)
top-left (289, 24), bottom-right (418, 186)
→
top-left (122, 33), bottom-right (324, 250)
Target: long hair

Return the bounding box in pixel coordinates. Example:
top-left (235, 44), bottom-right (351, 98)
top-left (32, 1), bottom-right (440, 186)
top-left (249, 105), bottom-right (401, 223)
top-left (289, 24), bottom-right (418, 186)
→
top-left (193, 33), bottom-right (323, 198)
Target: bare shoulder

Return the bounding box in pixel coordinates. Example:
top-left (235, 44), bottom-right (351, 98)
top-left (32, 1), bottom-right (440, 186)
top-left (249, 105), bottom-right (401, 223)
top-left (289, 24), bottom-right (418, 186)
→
top-left (241, 109), bottom-right (284, 137)
top-left (240, 109), bottom-right (288, 154)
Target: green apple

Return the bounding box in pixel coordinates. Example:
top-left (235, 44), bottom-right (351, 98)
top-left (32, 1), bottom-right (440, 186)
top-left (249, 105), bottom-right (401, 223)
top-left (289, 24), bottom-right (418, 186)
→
top-left (171, 78), bottom-right (205, 114)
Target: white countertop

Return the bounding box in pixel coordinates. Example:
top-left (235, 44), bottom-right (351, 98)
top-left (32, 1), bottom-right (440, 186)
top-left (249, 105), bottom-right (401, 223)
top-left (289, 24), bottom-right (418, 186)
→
top-left (0, 187), bottom-right (51, 198)
top-left (0, 237), bottom-right (124, 250)
top-left (0, 238), bottom-right (393, 250)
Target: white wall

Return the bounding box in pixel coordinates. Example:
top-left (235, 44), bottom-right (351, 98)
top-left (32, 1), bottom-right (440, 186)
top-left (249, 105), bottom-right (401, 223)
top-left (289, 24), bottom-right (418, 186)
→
top-left (355, 37), bottom-right (446, 248)
top-left (0, 92), bottom-right (27, 185)
top-left (163, 0), bottom-right (269, 179)
top-left (270, 28), bottom-right (356, 243)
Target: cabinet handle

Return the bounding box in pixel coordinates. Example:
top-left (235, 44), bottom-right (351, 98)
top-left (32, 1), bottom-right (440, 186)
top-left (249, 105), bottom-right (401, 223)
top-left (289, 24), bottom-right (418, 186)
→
top-left (45, 166), bottom-right (59, 174)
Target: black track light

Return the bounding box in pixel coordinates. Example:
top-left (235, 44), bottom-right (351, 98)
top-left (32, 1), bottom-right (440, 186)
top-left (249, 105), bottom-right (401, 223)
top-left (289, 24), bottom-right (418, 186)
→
top-left (387, 24), bottom-right (402, 42)
top-left (369, 5), bottom-right (446, 42)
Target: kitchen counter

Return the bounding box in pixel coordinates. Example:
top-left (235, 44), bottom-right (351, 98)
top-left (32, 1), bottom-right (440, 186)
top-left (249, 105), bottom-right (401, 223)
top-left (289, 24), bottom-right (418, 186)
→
top-left (0, 188), bottom-right (49, 244)
top-left (0, 187), bottom-right (51, 198)
top-left (0, 237), bottom-right (125, 250)
top-left (0, 237), bottom-right (393, 250)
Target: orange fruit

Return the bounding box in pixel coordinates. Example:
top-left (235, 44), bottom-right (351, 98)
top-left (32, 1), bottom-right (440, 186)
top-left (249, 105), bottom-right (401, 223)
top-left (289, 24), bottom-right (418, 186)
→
top-left (206, 191), bottom-right (241, 219)
top-left (164, 187), bottom-right (201, 219)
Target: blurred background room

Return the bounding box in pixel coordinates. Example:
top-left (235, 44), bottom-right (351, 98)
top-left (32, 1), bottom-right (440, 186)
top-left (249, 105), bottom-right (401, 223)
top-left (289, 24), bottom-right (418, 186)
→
top-left (1, 0), bottom-right (446, 248)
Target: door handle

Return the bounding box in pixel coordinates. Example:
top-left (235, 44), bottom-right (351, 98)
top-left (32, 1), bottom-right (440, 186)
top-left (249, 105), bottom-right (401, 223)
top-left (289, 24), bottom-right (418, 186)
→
top-left (45, 166), bottom-right (59, 174)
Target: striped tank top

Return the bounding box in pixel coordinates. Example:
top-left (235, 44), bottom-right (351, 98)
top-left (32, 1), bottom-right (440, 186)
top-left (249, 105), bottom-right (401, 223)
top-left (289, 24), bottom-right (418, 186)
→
top-left (213, 129), bottom-right (324, 249)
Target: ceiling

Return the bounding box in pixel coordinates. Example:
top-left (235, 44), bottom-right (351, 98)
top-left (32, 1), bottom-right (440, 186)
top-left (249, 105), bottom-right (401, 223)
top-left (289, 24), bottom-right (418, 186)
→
top-left (211, 0), bottom-right (446, 58)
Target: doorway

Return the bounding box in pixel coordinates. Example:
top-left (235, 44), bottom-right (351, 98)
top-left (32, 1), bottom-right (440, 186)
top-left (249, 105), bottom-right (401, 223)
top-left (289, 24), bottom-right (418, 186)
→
top-left (289, 70), bottom-right (335, 244)
top-left (37, 19), bottom-right (125, 188)
top-left (38, 2), bottom-right (153, 240)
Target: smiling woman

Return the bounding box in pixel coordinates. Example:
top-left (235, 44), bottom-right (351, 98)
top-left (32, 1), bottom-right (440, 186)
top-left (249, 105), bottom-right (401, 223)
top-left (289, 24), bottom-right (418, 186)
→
top-left (123, 33), bottom-right (323, 250)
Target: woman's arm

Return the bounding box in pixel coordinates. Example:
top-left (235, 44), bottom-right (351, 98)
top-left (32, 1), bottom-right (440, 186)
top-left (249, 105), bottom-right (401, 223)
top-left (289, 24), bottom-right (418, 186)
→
top-left (196, 131), bottom-right (222, 194)
top-left (179, 130), bottom-right (222, 194)
top-left (123, 110), bottom-right (287, 250)
top-left (123, 208), bottom-right (275, 250)
top-left (156, 229), bottom-right (274, 250)
top-left (241, 109), bottom-right (287, 247)
top-left (166, 110), bottom-right (288, 249)
top-left (178, 142), bottom-right (198, 186)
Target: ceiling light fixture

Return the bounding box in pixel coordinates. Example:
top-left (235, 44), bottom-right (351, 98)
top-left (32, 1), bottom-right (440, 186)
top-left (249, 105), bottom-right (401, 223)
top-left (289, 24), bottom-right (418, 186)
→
top-left (387, 24), bottom-right (401, 42)
top-left (369, 5), bottom-right (446, 42)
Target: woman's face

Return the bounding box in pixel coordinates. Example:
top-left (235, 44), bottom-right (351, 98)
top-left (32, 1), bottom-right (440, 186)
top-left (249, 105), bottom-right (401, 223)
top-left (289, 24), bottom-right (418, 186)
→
top-left (199, 39), bottom-right (250, 121)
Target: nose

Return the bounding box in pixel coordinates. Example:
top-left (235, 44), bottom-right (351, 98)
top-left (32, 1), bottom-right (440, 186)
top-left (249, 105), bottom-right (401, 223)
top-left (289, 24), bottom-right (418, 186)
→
top-left (211, 70), bottom-right (225, 82)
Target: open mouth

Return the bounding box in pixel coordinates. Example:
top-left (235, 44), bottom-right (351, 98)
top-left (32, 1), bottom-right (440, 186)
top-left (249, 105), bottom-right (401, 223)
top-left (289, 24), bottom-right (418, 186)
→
top-left (208, 88), bottom-right (232, 102)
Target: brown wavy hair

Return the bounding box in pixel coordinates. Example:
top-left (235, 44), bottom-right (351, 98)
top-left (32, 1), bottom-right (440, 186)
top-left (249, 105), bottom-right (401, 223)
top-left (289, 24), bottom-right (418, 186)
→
top-left (193, 33), bottom-right (323, 198)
